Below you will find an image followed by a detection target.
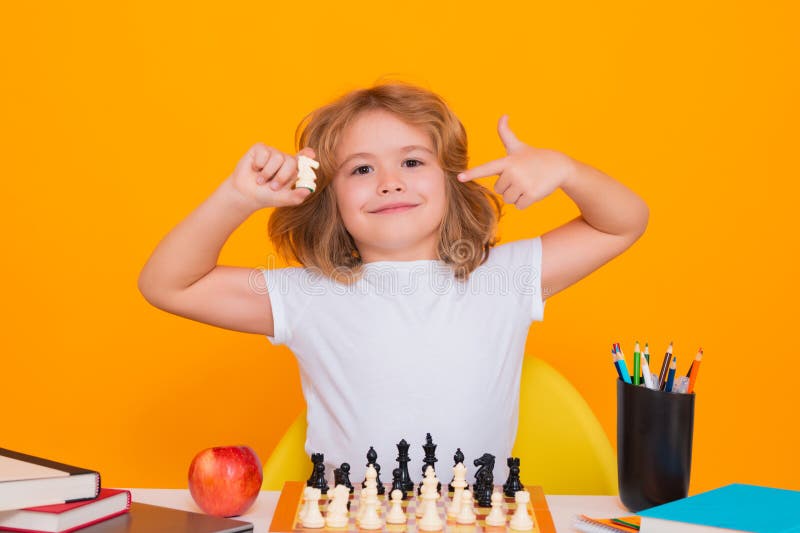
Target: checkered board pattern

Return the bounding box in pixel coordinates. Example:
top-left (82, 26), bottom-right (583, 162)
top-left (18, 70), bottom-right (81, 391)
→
top-left (269, 481), bottom-right (556, 533)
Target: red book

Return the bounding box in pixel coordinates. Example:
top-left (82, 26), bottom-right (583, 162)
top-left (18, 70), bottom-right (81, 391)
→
top-left (0, 488), bottom-right (131, 533)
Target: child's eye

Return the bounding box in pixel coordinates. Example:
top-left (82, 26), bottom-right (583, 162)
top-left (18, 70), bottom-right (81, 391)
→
top-left (352, 165), bottom-right (372, 175)
top-left (403, 159), bottom-right (424, 168)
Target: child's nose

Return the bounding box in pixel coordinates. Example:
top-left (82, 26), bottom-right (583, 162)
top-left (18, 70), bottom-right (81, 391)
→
top-left (378, 176), bottom-right (405, 194)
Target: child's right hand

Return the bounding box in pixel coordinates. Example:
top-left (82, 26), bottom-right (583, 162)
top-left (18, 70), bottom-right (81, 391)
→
top-left (228, 143), bottom-right (316, 210)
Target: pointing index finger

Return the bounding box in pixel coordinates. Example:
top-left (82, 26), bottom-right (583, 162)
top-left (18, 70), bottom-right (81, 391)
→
top-left (457, 157), bottom-right (508, 182)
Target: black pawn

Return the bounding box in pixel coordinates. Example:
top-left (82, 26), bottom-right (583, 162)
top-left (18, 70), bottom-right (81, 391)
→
top-left (448, 448), bottom-right (465, 493)
top-left (374, 463), bottom-right (386, 495)
top-left (390, 467), bottom-right (407, 500)
top-left (395, 439), bottom-right (414, 492)
top-left (306, 452), bottom-right (329, 494)
top-left (335, 462), bottom-right (354, 493)
top-left (503, 457), bottom-right (524, 497)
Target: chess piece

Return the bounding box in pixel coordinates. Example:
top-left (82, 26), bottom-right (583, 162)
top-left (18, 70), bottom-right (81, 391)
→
top-left (335, 462), bottom-right (354, 493)
top-left (362, 446), bottom-right (384, 494)
top-left (301, 487), bottom-right (325, 528)
top-left (473, 453), bottom-right (496, 507)
top-left (416, 466), bottom-right (439, 519)
top-left (485, 490), bottom-right (507, 526)
top-left (395, 439), bottom-right (414, 492)
top-left (306, 453), bottom-right (329, 495)
top-left (295, 154), bottom-right (319, 192)
top-left (509, 490), bottom-right (534, 531)
top-left (418, 468), bottom-right (443, 531)
top-left (298, 485), bottom-right (314, 523)
top-left (419, 433), bottom-right (440, 495)
top-left (456, 490), bottom-right (477, 525)
top-left (503, 457), bottom-right (524, 497)
top-left (358, 465), bottom-right (383, 530)
top-left (446, 462), bottom-right (467, 519)
top-left (448, 448), bottom-right (465, 492)
top-left (385, 489), bottom-right (408, 524)
top-left (391, 467), bottom-right (407, 499)
top-left (374, 463), bottom-right (386, 495)
top-left (325, 485), bottom-right (349, 528)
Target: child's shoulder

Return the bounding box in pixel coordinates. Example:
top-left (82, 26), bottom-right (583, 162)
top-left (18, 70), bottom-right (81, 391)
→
top-left (483, 236), bottom-right (542, 269)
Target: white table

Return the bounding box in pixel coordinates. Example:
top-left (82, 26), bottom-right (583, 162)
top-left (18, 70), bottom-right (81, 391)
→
top-left (129, 489), bottom-right (627, 533)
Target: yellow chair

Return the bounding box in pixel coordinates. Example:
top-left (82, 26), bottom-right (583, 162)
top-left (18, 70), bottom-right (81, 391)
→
top-left (262, 357), bottom-right (617, 495)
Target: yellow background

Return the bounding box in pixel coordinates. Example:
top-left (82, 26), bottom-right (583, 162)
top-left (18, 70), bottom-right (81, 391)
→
top-left (3, 1), bottom-right (798, 493)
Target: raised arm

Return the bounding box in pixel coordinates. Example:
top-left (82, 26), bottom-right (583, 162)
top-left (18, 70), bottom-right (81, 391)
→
top-left (538, 157), bottom-right (649, 299)
top-left (137, 144), bottom-right (314, 334)
top-left (457, 115), bottom-right (649, 300)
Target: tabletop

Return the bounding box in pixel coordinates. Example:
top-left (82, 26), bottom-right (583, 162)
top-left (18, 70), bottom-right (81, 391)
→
top-left (128, 488), bottom-right (628, 533)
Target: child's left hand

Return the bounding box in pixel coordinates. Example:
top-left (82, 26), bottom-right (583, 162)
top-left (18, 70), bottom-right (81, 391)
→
top-left (457, 115), bottom-right (575, 210)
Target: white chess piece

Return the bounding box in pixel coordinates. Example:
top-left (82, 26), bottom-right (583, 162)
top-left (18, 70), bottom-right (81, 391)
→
top-left (485, 490), bottom-right (507, 526)
top-left (325, 485), bottom-right (349, 528)
top-left (298, 486), bottom-right (313, 523)
top-left (386, 489), bottom-right (407, 524)
top-left (295, 154), bottom-right (320, 192)
top-left (509, 490), bottom-right (534, 531)
top-left (301, 487), bottom-right (325, 528)
top-left (417, 466), bottom-right (438, 518)
top-left (446, 462), bottom-right (467, 519)
top-left (418, 470), bottom-right (443, 531)
top-left (358, 465), bottom-right (384, 530)
top-left (455, 489), bottom-right (477, 525)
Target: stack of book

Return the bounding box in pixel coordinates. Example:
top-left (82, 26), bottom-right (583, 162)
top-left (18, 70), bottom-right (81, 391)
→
top-left (0, 448), bottom-right (131, 533)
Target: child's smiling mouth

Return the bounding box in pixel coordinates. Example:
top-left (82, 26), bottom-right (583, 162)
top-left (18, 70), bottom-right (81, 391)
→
top-left (369, 203), bottom-right (419, 214)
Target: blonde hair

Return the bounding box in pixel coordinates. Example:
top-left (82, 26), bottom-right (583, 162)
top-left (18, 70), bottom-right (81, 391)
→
top-left (268, 81), bottom-right (503, 284)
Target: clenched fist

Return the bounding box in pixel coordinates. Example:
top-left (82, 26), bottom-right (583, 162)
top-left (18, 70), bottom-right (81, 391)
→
top-left (228, 143), bottom-right (317, 210)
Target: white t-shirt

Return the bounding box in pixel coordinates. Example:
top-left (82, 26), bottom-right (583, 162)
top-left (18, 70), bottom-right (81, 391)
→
top-left (261, 237), bottom-right (545, 484)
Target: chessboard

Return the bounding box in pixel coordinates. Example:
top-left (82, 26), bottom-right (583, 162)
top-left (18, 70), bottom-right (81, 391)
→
top-left (269, 481), bottom-right (556, 533)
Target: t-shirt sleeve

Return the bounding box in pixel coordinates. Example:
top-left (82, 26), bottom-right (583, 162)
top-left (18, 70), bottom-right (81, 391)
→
top-left (261, 267), bottom-right (316, 346)
top-left (486, 236), bottom-right (546, 323)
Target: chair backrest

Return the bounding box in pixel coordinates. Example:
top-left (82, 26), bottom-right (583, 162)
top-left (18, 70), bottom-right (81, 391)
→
top-left (261, 357), bottom-right (617, 494)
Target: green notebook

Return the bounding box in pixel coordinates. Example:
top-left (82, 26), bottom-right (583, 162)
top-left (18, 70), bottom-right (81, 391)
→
top-left (637, 483), bottom-right (800, 533)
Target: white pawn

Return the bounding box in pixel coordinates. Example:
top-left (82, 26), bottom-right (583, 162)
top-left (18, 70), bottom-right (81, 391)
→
top-left (418, 476), bottom-right (443, 531)
top-left (509, 490), bottom-right (534, 531)
top-left (456, 490), bottom-right (477, 525)
top-left (447, 462), bottom-right (467, 519)
top-left (325, 485), bottom-right (349, 528)
top-left (485, 490), bottom-right (507, 526)
top-left (301, 487), bottom-right (325, 528)
top-left (386, 489), bottom-right (407, 525)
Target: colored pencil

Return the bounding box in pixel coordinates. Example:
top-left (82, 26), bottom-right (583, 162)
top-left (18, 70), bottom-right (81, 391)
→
top-left (658, 341), bottom-right (674, 390)
top-left (633, 341), bottom-right (641, 386)
top-left (665, 356), bottom-right (677, 392)
top-left (687, 348), bottom-right (703, 393)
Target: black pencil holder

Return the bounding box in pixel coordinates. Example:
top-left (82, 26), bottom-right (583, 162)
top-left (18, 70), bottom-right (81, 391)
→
top-left (616, 379), bottom-right (695, 512)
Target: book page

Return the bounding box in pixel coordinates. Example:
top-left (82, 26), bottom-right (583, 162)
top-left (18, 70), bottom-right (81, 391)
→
top-left (0, 456), bottom-right (70, 482)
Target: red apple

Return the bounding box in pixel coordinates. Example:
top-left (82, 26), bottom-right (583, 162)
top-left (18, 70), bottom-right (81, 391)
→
top-left (188, 445), bottom-right (263, 517)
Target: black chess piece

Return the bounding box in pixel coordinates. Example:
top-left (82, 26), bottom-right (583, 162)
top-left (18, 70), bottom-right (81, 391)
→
top-left (503, 457), bottom-right (524, 497)
top-left (362, 446), bottom-right (384, 493)
top-left (395, 439), bottom-right (414, 492)
top-left (476, 470), bottom-right (494, 507)
top-left (306, 452), bottom-right (329, 494)
top-left (448, 448), bottom-right (465, 492)
top-left (418, 433), bottom-right (441, 495)
top-left (335, 462), bottom-right (354, 493)
top-left (374, 463), bottom-right (386, 495)
top-left (390, 467), bottom-right (407, 500)
top-left (472, 452), bottom-right (496, 503)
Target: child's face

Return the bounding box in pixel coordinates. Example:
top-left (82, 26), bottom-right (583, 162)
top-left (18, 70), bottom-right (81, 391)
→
top-left (331, 109), bottom-right (447, 263)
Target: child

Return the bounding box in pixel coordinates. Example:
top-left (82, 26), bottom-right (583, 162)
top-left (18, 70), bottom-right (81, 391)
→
top-left (138, 82), bottom-right (649, 483)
